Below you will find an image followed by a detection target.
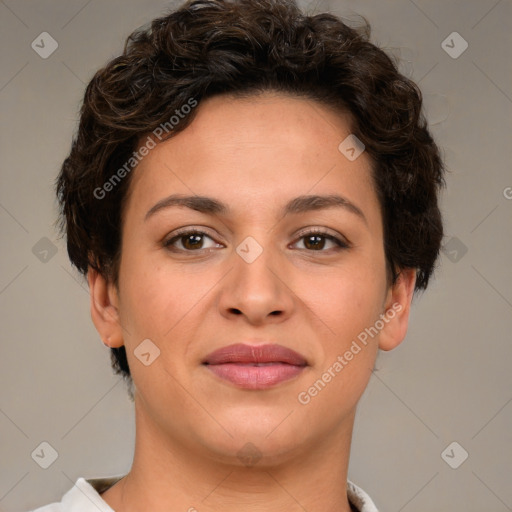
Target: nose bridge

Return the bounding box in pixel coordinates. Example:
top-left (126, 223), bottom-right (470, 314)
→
top-left (219, 233), bottom-right (293, 321)
top-left (234, 233), bottom-right (282, 293)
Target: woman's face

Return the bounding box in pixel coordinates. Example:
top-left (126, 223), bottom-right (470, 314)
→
top-left (99, 92), bottom-right (410, 465)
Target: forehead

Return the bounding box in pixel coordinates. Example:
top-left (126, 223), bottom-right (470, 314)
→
top-left (124, 92), bottom-right (379, 224)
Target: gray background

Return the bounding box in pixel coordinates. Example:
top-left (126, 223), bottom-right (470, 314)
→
top-left (0, 0), bottom-right (511, 510)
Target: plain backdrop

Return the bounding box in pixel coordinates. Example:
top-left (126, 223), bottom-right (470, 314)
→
top-left (0, 0), bottom-right (511, 511)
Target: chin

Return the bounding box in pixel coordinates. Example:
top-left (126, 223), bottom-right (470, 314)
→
top-left (192, 407), bottom-right (314, 466)
top-left (203, 431), bottom-right (308, 469)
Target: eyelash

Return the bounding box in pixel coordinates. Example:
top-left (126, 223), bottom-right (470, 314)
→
top-left (163, 228), bottom-right (350, 253)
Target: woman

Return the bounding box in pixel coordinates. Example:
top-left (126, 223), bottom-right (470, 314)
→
top-left (34, 0), bottom-right (445, 510)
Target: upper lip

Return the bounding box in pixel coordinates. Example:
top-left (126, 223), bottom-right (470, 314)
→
top-left (203, 343), bottom-right (308, 366)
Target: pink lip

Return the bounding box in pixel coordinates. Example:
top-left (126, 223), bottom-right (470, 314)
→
top-left (203, 343), bottom-right (308, 390)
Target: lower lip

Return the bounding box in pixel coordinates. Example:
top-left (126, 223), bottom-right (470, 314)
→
top-left (204, 363), bottom-right (305, 389)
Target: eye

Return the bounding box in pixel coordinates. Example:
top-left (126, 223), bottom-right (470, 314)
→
top-left (164, 230), bottom-right (222, 252)
top-left (163, 228), bottom-right (350, 253)
top-left (292, 229), bottom-right (349, 252)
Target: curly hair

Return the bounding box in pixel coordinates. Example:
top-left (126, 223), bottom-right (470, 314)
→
top-left (56, 0), bottom-right (445, 383)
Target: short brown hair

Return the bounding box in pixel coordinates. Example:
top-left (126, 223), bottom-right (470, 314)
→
top-left (56, 0), bottom-right (445, 383)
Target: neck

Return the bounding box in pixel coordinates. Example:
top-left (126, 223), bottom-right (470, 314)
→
top-left (102, 399), bottom-right (357, 512)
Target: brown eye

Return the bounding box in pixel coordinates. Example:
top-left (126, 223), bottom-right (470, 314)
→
top-left (303, 234), bottom-right (327, 250)
top-left (181, 233), bottom-right (205, 250)
top-left (164, 231), bottom-right (221, 252)
top-left (293, 230), bottom-right (349, 252)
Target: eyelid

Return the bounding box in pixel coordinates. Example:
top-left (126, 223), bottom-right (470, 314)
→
top-left (292, 226), bottom-right (351, 247)
top-left (163, 225), bottom-right (351, 253)
top-left (163, 226), bottom-right (223, 247)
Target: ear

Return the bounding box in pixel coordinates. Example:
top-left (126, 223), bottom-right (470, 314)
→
top-left (87, 268), bottom-right (124, 348)
top-left (378, 268), bottom-right (416, 352)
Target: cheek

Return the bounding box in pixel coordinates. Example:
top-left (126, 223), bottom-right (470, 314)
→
top-left (296, 269), bottom-right (382, 416)
top-left (116, 247), bottom-right (176, 339)
top-left (296, 255), bottom-right (385, 396)
top-left (117, 250), bottom-right (218, 348)
top-left (304, 257), bottom-right (387, 337)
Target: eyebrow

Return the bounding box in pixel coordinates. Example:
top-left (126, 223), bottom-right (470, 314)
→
top-left (145, 193), bottom-right (367, 224)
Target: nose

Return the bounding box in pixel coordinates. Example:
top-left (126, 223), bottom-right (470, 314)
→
top-left (217, 238), bottom-right (295, 326)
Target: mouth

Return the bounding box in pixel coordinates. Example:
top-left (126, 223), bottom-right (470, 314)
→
top-left (202, 343), bottom-right (308, 390)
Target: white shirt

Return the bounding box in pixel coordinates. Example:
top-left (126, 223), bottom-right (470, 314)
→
top-left (31, 476), bottom-right (379, 512)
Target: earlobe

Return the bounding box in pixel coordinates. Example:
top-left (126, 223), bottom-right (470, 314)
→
top-left (87, 268), bottom-right (124, 348)
top-left (378, 268), bottom-right (416, 352)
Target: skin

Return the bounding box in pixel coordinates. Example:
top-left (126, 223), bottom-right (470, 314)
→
top-left (88, 91), bottom-right (416, 512)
